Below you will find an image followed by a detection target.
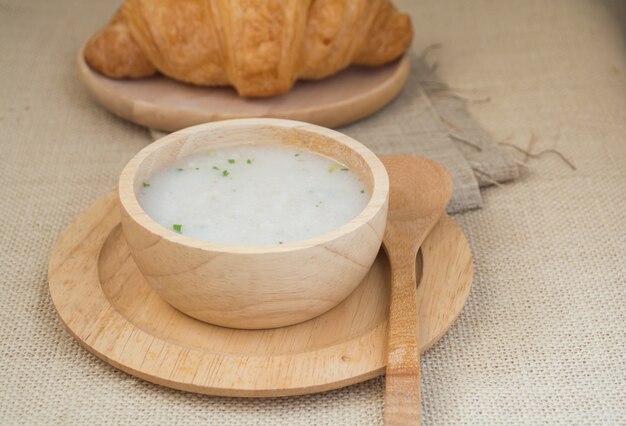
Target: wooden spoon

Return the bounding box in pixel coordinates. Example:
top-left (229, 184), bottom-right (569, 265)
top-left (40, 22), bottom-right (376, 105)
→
top-left (380, 155), bottom-right (453, 425)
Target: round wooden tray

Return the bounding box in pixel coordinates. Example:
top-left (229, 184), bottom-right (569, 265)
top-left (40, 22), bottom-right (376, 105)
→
top-left (48, 191), bottom-right (472, 397)
top-left (76, 46), bottom-right (410, 132)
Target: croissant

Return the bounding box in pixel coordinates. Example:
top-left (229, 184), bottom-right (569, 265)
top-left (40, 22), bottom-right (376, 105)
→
top-left (84, 0), bottom-right (412, 97)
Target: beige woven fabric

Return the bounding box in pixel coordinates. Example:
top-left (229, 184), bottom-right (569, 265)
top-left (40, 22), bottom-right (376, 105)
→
top-left (414, 50), bottom-right (521, 187)
top-left (0, 0), bottom-right (625, 424)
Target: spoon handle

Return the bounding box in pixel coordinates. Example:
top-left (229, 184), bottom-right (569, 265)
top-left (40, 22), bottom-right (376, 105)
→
top-left (384, 252), bottom-right (421, 425)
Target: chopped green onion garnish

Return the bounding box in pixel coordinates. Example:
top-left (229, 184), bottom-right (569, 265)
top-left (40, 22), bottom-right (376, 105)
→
top-left (142, 182), bottom-right (150, 188)
top-left (328, 163), bottom-right (342, 173)
top-left (341, 167), bottom-right (349, 171)
top-left (294, 153), bottom-right (300, 157)
top-left (212, 166), bottom-right (220, 171)
top-left (195, 167), bottom-right (199, 170)
top-left (228, 159), bottom-right (235, 164)
top-left (172, 224), bottom-right (182, 233)
top-left (279, 241), bottom-right (283, 245)
top-left (222, 170), bottom-right (229, 177)
top-left (177, 168), bottom-right (184, 171)
top-left (360, 189), bottom-right (365, 194)
top-left (246, 159), bottom-right (253, 164)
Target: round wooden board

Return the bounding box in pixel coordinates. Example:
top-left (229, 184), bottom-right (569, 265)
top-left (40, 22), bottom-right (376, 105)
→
top-left (76, 47), bottom-right (410, 132)
top-left (48, 191), bottom-right (472, 397)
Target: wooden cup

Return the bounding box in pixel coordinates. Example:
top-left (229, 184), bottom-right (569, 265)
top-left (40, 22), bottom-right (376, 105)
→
top-left (118, 118), bottom-right (389, 329)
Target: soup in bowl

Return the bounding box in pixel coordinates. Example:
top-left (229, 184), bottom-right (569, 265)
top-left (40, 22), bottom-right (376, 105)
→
top-left (118, 118), bottom-right (389, 329)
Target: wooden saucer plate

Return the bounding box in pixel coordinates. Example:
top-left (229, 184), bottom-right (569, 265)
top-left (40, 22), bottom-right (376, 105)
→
top-left (48, 191), bottom-right (472, 397)
top-left (77, 46), bottom-right (410, 132)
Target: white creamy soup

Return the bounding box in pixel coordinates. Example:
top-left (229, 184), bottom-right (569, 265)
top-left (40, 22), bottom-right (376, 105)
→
top-left (138, 145), bottom-right (370, 245)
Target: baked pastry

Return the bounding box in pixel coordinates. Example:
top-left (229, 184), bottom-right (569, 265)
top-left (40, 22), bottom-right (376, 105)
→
top-left (84, 0), bottom-right (412, 97)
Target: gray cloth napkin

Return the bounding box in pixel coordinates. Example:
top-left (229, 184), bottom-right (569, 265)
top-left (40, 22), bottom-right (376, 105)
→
top-left (415, 51), bottom-right (520, 187)
top-left (150, 52), bottom-right (519, 214)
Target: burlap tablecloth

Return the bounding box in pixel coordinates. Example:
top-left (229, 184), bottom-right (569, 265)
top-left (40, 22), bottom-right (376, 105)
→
top-left (1, 0), bottom-right (625, 424)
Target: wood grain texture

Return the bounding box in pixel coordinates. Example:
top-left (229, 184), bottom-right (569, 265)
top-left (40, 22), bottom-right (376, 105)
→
top-left (380, 156), bottom-right (453, 425)
top-left (48, 190), bottom-right (472, 398)
top-left (118, 119), bottom-right (389, 329)
top-left (77, 46), bottom-right (410, 131)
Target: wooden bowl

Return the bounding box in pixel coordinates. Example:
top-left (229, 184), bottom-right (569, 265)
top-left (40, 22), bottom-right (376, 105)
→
top-left (118, 118), bottom-right (389, 329)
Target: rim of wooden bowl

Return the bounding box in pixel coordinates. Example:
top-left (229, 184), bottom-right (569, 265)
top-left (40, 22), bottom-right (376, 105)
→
top-left (118, 118), bottom-right (389, 254)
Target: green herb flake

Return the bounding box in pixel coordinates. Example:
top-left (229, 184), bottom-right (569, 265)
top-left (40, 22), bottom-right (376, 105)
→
top-left (246, 159), bottom-right (253, 164)
top-left (172, 224), bottom-right (182, 233)
top-left (360, 189), bottom-right (365, 194)
top-left (177, 168), bottom-right (184, 171)
top-left (340, 167), bottom-right (349, 171)
top-left (142, 182), bottom-right (150, 188)
top-left (279, 241), bottom-right (284, 245)
top-left (327, 163), bottom-right (342, 173)
top-left (212, 166), bottom-right (220, 171)
top-left (195, 167), bottom-right (200, 170)
top-left (228, 159), bottom-right (235, 164)
top-left (222, 170), bottom-right (229, 177)
top-left (294, 153), bottom-right (300, 157)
